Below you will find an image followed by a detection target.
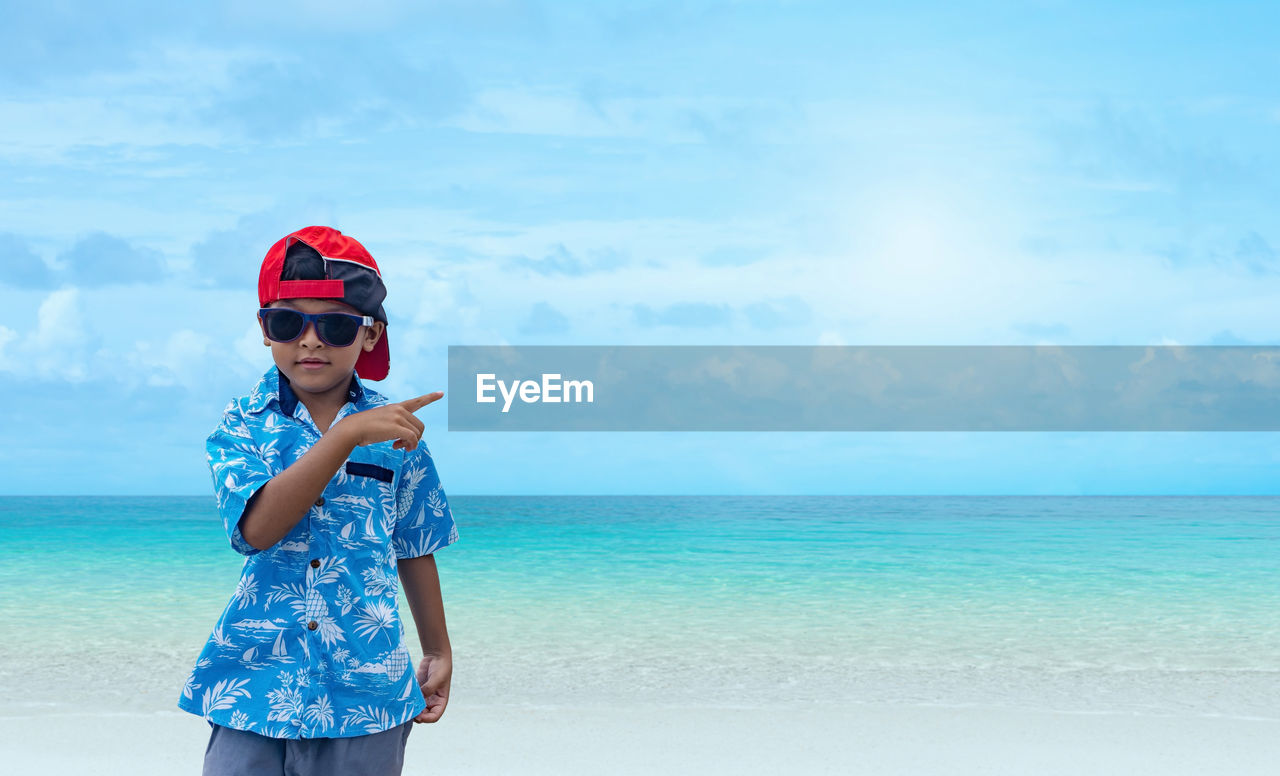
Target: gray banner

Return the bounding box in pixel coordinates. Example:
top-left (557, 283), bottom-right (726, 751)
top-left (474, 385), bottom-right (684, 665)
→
top-left (446, 346), bottom-right (1280, 431)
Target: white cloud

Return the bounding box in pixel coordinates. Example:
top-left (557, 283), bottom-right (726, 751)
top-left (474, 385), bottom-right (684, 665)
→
top-left (32, 288), bottom-right (83, 343)
top-left (446, 87), bottom-right (795, 144)
top-left (127, 325), bottom-right (273, 393)
top-left (0, 45), bottom-right (268, 163)
top-left (0, 95), bottom-right (226, 162)
top-left (0, 286), bottom-right (272, 399)
top-left (234, 321), bottom-right (273, 374)
top-left (0, 325), bottom-right (15, 369)
top-left (222, 0), bottom-right (419, 29)
top-left (20, 288), bottom-right (92, 382)
top-left (407, 272), bottom-right (469, 329)
top-left (132, 329), bottom-right (214, 389)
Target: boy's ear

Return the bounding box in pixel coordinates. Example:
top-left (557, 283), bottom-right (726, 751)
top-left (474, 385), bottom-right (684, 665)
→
top-left (363, 321), bottom-right (386, 352)
top-left (257, 316), bottom-right (270, 346)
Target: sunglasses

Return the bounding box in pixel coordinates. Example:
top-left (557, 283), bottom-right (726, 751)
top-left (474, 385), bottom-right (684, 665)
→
top-left (258, 308), bottom-right (374, 348)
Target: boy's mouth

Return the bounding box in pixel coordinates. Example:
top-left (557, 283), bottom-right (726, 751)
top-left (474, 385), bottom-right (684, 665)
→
top-left (298, 358), bottom-right (329, 370)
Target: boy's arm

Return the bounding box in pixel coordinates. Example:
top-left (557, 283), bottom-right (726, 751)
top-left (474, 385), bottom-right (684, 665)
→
top-left (237, 427), bottom-right (358, 551)
top-left (399, 553), bottom-right (452, 722)
top-left (399, 553), bottom-right (452, 655)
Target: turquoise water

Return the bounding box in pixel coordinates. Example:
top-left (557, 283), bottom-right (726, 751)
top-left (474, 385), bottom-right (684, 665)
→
top-left (2, 496), bottom-right (1278, 716)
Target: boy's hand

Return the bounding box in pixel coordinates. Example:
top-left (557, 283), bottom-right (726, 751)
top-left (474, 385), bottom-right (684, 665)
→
top-left (334, 392), bottom-right (443, 451)
top-left (413, 652), bottom-right (452, 723)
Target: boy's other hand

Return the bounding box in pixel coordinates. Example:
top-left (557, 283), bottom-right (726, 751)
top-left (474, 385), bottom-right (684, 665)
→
top-left (334, 392), bottom-right (443, 451)
top-left (413, 652), bottom-right (452, 723)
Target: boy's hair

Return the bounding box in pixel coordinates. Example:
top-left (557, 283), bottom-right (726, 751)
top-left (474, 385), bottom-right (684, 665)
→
top-left (280, 240), bottom-right (329, 281)
top-left (258, 226), bottom-right (391, 380)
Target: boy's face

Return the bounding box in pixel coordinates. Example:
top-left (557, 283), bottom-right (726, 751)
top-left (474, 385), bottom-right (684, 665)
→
top-left (260, 297), bottom-right (386, 402)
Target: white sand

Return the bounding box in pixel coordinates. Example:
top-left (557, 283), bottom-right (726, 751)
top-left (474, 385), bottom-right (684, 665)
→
top-left (3, 702), bottom-right (1277, 775)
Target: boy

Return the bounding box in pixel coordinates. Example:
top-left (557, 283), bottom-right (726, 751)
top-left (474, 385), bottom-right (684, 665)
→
top-left (177, 225), bottom-right (459, 776)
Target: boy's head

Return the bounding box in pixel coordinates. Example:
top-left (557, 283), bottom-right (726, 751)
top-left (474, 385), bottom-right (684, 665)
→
top-left (257, 226), bottom-right (391, 381)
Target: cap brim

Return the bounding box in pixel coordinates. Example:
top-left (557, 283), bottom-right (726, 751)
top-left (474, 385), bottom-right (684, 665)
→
top-left (356, 328), bottom-right (390, 381)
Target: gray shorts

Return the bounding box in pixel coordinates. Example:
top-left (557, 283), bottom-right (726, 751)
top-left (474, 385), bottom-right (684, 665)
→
top-left (202, 720), bottom-right (414, 776)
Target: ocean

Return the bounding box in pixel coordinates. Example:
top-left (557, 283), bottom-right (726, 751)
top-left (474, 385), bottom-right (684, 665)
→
top-left (2, 495), bottom-right (1277, 719)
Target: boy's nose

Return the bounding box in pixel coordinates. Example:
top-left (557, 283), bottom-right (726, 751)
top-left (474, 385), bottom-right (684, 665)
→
top-left (297, 322), bottom-right (324, 346)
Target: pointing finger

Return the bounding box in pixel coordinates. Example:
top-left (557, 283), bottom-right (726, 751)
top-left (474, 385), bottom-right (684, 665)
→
top-left (400, 392), bottom-right (443, 413)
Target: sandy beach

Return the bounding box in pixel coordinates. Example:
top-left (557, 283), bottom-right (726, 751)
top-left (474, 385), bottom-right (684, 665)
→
top-left (2, 701), bottom-right (1277, 775)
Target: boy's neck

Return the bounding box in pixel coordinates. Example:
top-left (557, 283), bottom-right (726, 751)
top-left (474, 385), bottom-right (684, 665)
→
top-left (299, 395), bottom-right (344, 432)
top-left (279, 372), bottom-right (358, 432)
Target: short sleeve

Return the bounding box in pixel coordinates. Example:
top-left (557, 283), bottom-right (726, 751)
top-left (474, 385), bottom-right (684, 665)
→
top-left (206, 402), bottom-right (272, 556)
top-left (392, 442), bottom-right (459, 560)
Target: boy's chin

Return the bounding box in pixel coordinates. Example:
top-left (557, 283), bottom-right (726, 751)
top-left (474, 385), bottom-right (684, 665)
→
top-left (280, 363), bottom-right (353, 392)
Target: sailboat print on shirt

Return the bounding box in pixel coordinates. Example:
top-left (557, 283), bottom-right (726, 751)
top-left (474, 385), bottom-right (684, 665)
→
top-left (228, 618), bottom-right (295, 669)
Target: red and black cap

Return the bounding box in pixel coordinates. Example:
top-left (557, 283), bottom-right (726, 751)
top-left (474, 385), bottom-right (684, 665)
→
top-left (258, 225), bottom-right (390, 380)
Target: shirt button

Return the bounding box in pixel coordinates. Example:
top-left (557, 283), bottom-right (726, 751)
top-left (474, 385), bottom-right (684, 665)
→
top-left (315, 497), bottom-right (325, 507)
top-left (310, 559), bottom-right (320, 568)
top-left (308, 620), bottom-right (318, 631)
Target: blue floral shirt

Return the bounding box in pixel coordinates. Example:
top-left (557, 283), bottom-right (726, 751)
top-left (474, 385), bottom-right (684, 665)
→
top-left (177, 365), bottom-right (459, 739)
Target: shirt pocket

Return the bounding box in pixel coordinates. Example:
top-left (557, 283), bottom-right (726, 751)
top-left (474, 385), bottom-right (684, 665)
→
top-left (329, 447), bottom-right (401, 552)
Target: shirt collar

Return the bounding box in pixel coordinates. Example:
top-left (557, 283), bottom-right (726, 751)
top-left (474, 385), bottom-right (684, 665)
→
top-left (245, 365), bottom-right (366, 417)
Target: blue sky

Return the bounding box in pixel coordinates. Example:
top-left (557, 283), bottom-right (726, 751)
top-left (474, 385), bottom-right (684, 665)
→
top-left (2, 1), bottom-right (1279, 495)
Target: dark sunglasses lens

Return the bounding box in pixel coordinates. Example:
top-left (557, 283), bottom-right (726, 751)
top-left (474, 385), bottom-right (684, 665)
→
top-left (263, 310), bottom-right (304, 342)
top-left (316, 314), bottom-right (361, 346)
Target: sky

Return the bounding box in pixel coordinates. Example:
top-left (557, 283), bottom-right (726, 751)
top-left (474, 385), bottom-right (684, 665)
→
top-left (2, 0), bottom-right (1279, 495)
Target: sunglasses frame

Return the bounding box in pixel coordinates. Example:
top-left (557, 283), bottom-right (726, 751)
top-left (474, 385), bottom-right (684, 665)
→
top-left (258, 307), bottom-right (375, 348)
